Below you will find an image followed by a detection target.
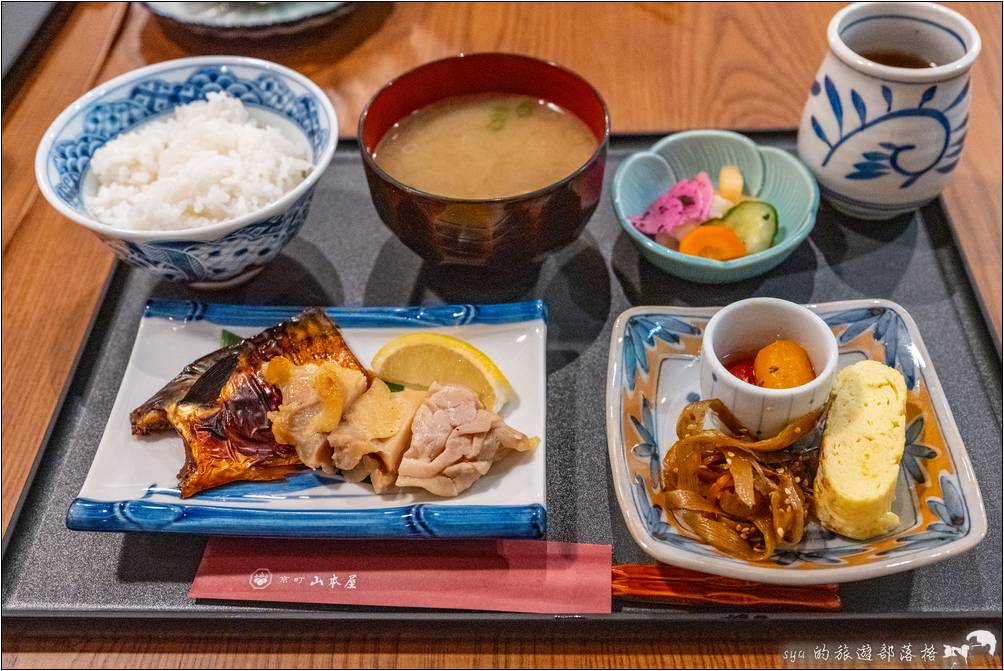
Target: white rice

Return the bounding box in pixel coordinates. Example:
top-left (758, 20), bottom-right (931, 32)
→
top-left (85, 92), bottom-right (313, 231)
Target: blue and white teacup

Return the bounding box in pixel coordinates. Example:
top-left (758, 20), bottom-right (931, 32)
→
top-left (797, 2), bottom-right (981, 220)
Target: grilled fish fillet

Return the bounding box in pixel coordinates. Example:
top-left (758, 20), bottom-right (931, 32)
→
top-left (130, 308), bottom-right (370, 497)
top-left (129, 346), bottom-right (235, 436)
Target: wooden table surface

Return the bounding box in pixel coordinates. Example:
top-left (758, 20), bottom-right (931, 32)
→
top-left (2, 2), bottom-right (1001, 668)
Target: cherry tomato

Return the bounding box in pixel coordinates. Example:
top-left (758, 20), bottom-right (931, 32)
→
top-left (753, 339), bottom-right (815, 389)
top-left (726, 357), bottom-right (757, 385)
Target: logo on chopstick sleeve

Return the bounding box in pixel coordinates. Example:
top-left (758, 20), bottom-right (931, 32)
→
top-left (249, 568), bottom-right (272, 590)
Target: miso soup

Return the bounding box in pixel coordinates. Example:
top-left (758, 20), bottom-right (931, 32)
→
top-left (373, 93), bottom-right (598, 200)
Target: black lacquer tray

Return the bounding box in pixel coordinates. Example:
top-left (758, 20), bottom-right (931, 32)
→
top-left (3, 132), bottom-right (1001, 621)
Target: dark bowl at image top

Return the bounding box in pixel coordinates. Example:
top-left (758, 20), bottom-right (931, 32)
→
top-left (358, 53), bottom-right (610, 271)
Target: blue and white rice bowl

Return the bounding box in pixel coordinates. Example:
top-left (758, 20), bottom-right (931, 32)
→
top-left (34, 56), bottom-right (338, 288)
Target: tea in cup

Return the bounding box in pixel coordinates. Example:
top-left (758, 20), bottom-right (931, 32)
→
top-left (797, 2), bottom-right (981, 220)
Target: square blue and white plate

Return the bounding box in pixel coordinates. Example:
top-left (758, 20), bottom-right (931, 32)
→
top-left (67, 300), bottom-right (547, 539)
top-left (606, 300), bottom-right (986, 585)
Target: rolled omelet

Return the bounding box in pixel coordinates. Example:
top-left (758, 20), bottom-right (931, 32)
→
top-left (814, 360), bottom-right (907, 539)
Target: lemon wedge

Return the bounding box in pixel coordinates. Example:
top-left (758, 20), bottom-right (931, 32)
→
top-left (371, 333), bottom-right (514, 413)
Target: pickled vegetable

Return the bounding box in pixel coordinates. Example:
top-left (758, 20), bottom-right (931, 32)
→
top-left (753, 339), bottom-right (815, 389)
top-left (726, 357), bottom-right (757, 385)
top-left (718, 165), bottom-right (744, 203)
top-left (678, 224), bottom-right (747, 261)
top-left (721, 201), bottom-right (778, 254)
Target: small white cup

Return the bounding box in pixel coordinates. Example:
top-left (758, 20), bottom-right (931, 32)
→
top-left (700, 298), bottom-right (839, 438)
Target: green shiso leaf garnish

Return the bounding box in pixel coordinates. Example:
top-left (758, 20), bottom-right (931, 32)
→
top-left (220, 329), bottom-right (243, 347)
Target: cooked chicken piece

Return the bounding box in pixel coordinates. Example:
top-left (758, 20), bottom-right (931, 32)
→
top-left (267, 359), bottom-right (428, 489)
top-left (321, 422), bottom-right (369, 473)
top-left (342, 455), bottom-right (393, 491)
top-left (336, 387), bottom-right (427, 491)
top-left (396, 383), bottom-right (539, 496)
top-left (265, 356), bottom-right (368, 469)
top-left (325, 382), bottom-right (422, 477)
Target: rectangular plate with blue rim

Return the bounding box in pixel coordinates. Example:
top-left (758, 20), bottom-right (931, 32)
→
top-left (606, 299), bottom-right (986, 585)
top-left (67, 300), bottom-right (547, 539)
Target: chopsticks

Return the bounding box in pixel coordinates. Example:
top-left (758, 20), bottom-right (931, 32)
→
top-left (612, 563), bottom-right (841, 611)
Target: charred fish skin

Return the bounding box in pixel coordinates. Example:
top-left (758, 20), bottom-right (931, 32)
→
top-left (133, 308), bottom-right (371, 497)
top-left (170, 363), bottom-right (297, 497)
top-left (242, 307), bottom-right (371, 380)
top-left (129, 346), bottom-right (237, 435)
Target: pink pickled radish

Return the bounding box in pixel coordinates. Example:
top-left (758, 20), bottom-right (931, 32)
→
top-left (629, 172), bottom-right (715, 236)
top-left (630, 191), bottom-right (685, 234)
top-left (670, 171), bottom-right (713, 223)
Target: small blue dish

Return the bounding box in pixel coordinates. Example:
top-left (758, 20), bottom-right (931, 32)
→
top-left (611, 130), bottom-right (819, 284)
top-left (34, 56), bottom-right (338, 289)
